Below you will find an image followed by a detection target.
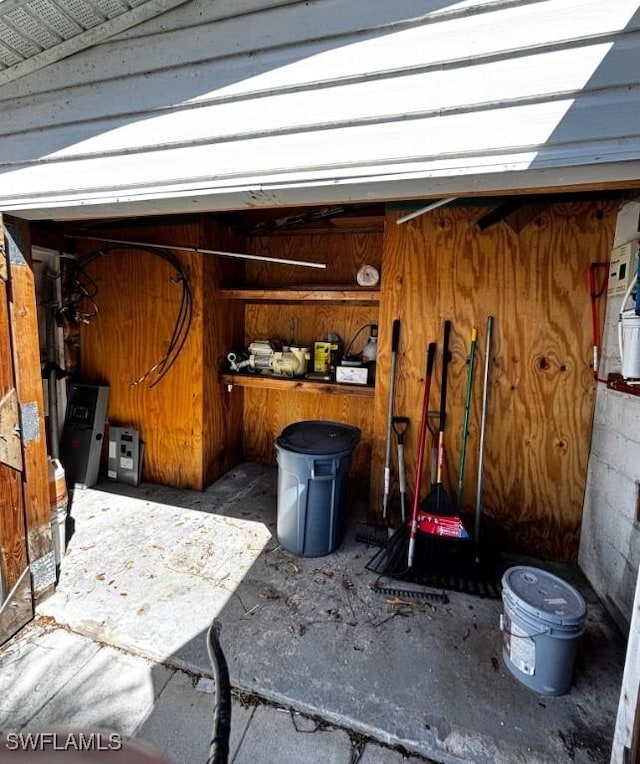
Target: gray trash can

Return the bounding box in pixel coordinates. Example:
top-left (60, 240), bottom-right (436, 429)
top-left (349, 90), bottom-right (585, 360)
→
top-left (275, 421), bottom-right (361, 557)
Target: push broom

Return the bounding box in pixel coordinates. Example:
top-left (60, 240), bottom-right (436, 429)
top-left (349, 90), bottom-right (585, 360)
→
top-left (415, 320), bottom-right (470, 539)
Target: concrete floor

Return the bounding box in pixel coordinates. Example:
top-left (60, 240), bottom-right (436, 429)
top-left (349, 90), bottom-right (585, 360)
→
top-left (28, 463), bottom-right (626, 763)
top-left (0, 621), bottom-right (416, 764)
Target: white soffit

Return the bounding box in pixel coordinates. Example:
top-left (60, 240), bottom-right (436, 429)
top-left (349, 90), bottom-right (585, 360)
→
top-left (0, 0), bottom-right (191, 86)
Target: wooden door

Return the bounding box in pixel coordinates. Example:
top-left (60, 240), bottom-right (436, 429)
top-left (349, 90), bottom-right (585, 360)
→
top-left (0, 217), bottom-right (34, 645)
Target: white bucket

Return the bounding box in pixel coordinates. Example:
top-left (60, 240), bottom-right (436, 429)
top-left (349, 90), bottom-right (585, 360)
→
top-left (619, 309), bottom-right (640, 379)
top-left (48, 457), bottom-right (68, 572)
top-left (501, 567), bottom-right (586, 696)
top-left (50, 504), bottom-right (67, 572)
top-left (48, 457), bottom-right (68, 508)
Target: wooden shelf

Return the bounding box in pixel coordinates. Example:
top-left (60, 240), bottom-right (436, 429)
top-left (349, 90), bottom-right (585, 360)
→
top-left (217, 286), bottom-right (380, 303)
top-left (221, 373), bottom-right (375, 398)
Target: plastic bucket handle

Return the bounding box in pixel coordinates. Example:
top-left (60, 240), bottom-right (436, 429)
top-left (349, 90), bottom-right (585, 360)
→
top-left (310, 458), bottom-right (338, 481)
top-left (500, 613), bottom-right (549, 639)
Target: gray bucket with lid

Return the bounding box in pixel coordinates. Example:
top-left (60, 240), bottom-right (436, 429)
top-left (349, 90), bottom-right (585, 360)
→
top-left (501, 566), bottom-right (587, 696)
top-left (275, 420), bottom-right (360, 557)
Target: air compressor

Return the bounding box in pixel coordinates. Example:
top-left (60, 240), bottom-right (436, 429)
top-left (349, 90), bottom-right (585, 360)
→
top-left (227, 340), bottom-right (310, 377)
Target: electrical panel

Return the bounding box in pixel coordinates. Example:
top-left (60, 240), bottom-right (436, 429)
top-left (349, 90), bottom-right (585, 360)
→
top-left (613, 201), bottom-right (640, 248)
top-left (609, 242), bottom-right (639, 297)
top-left (60, 384), bottom-right (109, 489)
top-left (107, 426), bottom-right (144, 486)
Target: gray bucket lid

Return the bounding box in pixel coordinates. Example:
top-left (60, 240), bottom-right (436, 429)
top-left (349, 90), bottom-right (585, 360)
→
top-left (276, 420), bottom-right (361, 455)
top-left (502, 566), bottom-right (586, 627)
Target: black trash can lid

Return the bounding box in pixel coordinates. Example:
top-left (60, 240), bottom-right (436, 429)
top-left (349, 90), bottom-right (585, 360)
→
top-left (276, 420), bottom-right (361, 455)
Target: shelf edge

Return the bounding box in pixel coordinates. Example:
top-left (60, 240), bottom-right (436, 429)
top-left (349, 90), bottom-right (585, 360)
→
top-left (220, 373), bottom-right (375, 397)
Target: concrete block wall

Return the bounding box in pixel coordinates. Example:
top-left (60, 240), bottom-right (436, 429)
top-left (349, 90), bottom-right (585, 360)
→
top-left (579, 203), bottom-right (640, 630)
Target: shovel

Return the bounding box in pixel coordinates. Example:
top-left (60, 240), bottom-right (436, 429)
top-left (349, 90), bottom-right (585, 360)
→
top-left (392, 416), bottom-right (410, 523)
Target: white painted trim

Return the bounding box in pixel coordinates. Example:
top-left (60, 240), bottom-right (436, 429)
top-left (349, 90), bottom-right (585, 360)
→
top-left (5, 160), bottom-right (640, 221)
top-left (611, 565), bottom-right (640, 763)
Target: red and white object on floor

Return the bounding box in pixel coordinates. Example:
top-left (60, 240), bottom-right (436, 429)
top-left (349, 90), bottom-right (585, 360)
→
top-left (415, 511), bottom-right (470, 539)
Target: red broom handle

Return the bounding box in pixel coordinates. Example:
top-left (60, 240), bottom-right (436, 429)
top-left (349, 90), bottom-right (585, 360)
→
top-left (408, 342), bottom-right (436, 566)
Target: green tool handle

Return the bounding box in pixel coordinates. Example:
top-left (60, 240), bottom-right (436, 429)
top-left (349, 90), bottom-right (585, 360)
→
top-left (456, 327), bottom-right (477, 512)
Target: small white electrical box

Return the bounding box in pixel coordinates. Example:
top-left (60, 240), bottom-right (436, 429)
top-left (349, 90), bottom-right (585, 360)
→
top-left (335, 365), bottom-right (369, 385)
top-left (609, 242), bottom-right (638, 297)
top-left (108, 426), bottom-right (144, 486)
top-left (613, 201), bottom-right (640, 247)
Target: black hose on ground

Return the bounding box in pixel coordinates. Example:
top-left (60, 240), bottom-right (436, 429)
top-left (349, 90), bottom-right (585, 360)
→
top-left (206, 620), bottom-right (232, 764)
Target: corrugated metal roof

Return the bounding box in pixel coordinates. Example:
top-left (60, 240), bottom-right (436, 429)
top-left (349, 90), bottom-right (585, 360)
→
top-left (0, 0), bottom-right (191, 86)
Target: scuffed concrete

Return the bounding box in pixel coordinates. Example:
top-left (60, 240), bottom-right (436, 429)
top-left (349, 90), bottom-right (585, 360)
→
top-left (4, 622), bottom-right (419, 764)
top-left (38, 463), bottom-right (625, 764)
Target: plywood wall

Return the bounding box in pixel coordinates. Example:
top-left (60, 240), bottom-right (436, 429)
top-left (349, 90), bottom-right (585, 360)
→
top-left (245, 231), bottom-right (383, 288)
top-left (79, 219), bottom-right (243, 490)
top-left (202, 219), bottom-right (245, 486)
top-left (241, 388), bottom-right (374, 484)
top-left (371, 202), bottom-right (617, 561)
top-left (76, 201), bottom-right (616, 560)
top-left (240, 230), bottom-right (383, 483)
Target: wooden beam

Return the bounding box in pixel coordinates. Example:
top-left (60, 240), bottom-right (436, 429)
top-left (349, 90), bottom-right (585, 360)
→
top-left (475, 200), bottom-right (528, 232)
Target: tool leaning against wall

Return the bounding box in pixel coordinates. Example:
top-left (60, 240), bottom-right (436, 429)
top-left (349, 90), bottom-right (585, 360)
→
top-left (381, 319), bottom-right (401, 526)
top-left (415, 320), bottom-right (470, 540)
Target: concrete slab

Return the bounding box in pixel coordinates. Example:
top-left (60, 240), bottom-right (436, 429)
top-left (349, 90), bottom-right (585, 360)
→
top-left (135, 669), bottom-right (255, 764)
top-left (232, 704), bottom-right (352, 764)
top-left (39, 463), bottom-right (273, 667)
top-left (26, 634), bottom-right (172, 736)
top-left (0, 623), bottom-right (100, 731)
top-left (38, 463), bottom-right (626, 764)
top-left (359, 742), bottom-right (425, 763)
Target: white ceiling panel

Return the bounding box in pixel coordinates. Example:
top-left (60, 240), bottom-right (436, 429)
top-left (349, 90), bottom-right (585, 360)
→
top-left (0, 0), bottom-right (191, 85)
